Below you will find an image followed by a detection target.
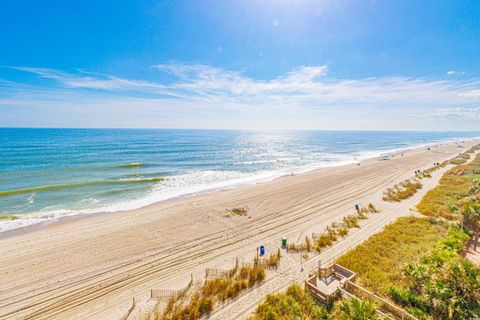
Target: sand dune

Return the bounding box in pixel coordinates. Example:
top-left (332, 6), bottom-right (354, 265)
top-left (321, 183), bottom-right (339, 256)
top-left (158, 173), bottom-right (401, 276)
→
top-left (0, 140), bottom-right (476, 320)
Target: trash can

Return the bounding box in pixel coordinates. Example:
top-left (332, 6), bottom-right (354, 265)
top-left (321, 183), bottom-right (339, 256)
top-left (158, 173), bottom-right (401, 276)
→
top-left (259, 245), bottom-right (265, 256)
top-left (281, 237), bottom-right (287, 248)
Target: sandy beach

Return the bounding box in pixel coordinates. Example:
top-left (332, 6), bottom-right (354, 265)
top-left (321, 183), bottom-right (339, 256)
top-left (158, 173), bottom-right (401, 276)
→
top-left (0, 139), bottom-right (477, 320)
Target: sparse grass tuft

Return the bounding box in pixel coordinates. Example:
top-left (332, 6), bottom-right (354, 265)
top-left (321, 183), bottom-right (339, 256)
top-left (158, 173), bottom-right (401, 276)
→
top-left (262, 249), bottom-right (282, 269)
top-left (226, 207), bottom-right (248, 217)
top-left (382, 179), bottom-right (422, 202)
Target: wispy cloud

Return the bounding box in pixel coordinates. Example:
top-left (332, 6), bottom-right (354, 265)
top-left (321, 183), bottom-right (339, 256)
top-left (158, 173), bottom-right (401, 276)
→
top-left (427, 106), bottom-right (480, 120)
top-left (2, 63), bottom-right (480, 129)
top-left (461, 89), bottom-right (480, 98)
top-left (447, 70), bottom-right (465, 76)
top-left (10, 67), bottom-right (180, 96)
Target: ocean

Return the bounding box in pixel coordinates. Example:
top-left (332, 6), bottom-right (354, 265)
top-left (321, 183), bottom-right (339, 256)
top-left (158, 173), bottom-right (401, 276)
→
top-left (1, 128), bottom-right (479, 232)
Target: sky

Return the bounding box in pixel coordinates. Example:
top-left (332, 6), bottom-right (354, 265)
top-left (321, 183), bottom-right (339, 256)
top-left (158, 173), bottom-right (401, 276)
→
top-left (1, 0), bottom-right (480, 130)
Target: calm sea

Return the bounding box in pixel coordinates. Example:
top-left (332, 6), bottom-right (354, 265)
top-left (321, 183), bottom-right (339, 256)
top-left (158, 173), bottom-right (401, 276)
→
top-left (1, 128), bottom-right (479, 232)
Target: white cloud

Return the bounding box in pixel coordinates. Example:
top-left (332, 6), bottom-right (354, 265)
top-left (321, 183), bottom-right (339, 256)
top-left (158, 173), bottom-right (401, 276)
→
top-left (3, 63), bottom-right (480, 129)
top-left (447, 70), bottom-right (465, 76)
top-left (427, 107), bottom-right (480, 120)
top-left (461, 89), bottom-right (480, 98)
top-left (10, 67), bottom-right (177, 95)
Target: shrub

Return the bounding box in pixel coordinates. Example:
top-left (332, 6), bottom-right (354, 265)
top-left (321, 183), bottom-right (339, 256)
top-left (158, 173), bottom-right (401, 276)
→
top-left (331, 297), bottom-right (381, 320)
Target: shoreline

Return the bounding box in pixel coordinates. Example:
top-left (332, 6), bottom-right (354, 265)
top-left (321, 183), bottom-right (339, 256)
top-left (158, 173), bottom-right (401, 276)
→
top-left (1, 136), bottom-right (477, 239)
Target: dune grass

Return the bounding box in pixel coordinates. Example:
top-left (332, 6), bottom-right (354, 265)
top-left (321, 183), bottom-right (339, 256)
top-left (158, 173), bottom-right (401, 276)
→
top-left (248, 284), bottom-right (328, 320)
top-left (261, 249), bottom-right (282, 269)
top-left (359, 203), bottom-right (380, 214)
top-left (287, 204), bottom-right (378, 253)
top-left (226, 207), bottom-right (248, 217)
top-left (416, 161), bottom-right (448, 179)
top-left (448, 143), bottom-right (480, 165)
top-left (337, 220), bottom-right (476, 318)
top-left (417, 153), bottom-right (480, 220)
top-left (382, 179), bottom-right (422, 202)
top-left (336, 217), bottom-right (449, 296)
top-left (450, 153), bottom-right (471, 165)
top-left (148, 260), bottom-right (267, 320)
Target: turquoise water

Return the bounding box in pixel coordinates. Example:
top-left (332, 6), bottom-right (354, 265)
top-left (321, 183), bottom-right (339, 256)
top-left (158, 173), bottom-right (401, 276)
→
top-left (1, 128), bottom-right (479, 232)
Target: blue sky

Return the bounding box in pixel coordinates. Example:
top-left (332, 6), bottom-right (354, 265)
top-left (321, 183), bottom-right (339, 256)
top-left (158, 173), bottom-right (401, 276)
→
top-left (1, 0), bottom-right (480, 130)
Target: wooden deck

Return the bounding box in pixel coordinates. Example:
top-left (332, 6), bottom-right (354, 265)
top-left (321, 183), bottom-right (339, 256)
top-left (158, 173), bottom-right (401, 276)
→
top-left (305, 263), bottom-right (417, 320)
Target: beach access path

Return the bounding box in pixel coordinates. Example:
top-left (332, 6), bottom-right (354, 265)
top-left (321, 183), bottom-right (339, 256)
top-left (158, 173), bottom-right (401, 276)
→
top-left (0, 140), bottom-right (477, 320)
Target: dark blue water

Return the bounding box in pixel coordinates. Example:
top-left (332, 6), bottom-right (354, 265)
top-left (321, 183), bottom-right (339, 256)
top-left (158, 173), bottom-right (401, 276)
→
top-left (0, 128), bottom-right (478, 232)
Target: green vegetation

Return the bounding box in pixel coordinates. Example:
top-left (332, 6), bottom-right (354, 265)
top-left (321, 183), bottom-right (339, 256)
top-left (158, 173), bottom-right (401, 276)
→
top-left (249, 285), bottom-right (388, 320)
top-left (336, 216), bottom-right (480, 319)
top-left (336, 217), bottom-right (449, 295)
top-left (382, 179), bottom-right (422, 202)
top-left (248, 284), bottom-right (328, 320)
top-left (331, 297), bottom-right (384, 320)
top-left (0, 215), bottom-right (18, 221)
top-left (390, 228), bottom-right (478, 319)
top-left (249, 145), bottom-right (480, 320)
top-left (417, 153), bottom-right (480, 220)
top-left (461, 198), bottom-right (480, 250)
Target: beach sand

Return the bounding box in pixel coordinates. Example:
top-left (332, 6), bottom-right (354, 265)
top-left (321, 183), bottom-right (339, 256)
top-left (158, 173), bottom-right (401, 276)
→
top-left (0, 139), bottom-right (477, 320)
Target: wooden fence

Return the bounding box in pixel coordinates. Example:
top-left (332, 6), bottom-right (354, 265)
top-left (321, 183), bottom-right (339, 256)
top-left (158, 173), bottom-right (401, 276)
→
top-left (150, 289), bottom-right (183, 301)
top-left (205, 268), bottom-right (230, 279)
top-left (119, 297), bottom-right (136, 320)
top-left (305, 280), bottom-right (332, 304)
top-left (150, 275), bottom-right (193, 301)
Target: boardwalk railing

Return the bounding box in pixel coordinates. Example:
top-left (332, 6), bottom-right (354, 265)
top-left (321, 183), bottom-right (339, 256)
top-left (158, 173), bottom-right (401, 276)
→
top-left (344, 280), bottom-right (417, 320)
top-left (305, 263), bottom-right (417, 320)
top-left (305, 280), bottom-right (333, 304)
